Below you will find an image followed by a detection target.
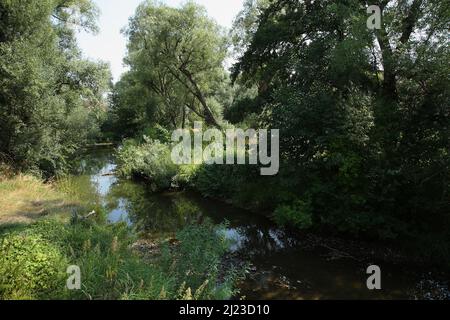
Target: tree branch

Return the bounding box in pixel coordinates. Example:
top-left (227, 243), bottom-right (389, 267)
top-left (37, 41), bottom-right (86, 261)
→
top-left (398, 0), bottom-right (423, 45)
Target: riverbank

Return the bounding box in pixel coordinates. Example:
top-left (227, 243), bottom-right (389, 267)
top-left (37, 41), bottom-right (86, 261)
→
top-left (3, 146), bottom-right (447, 300)
top-left (114, 141), bottom-right (448, 269)
top-left (112, 142), bottom-right (450, 299)
top-left (0, 175), bottom-right (73, 226)
top-left (0, 173), bottom-right (241, 300)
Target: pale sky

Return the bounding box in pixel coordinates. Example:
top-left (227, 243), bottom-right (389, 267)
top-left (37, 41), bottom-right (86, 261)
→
top-left (76, 0), bottom-right (245, 82)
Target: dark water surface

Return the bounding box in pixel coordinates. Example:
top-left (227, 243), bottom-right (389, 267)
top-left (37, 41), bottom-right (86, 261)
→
top-left (69, 148), bottom-right (434, 300)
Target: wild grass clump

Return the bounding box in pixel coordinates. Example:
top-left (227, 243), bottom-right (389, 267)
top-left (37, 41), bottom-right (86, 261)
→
top-left (0, 175), bottom-right (77, 225)
top-left (0, 219), bottom-right (240, 300)
top-left (164, 223), bottom-right (240, 300)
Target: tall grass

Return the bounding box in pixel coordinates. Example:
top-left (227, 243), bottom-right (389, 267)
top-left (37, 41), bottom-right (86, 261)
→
top-left (0, 171), bottom-right (242, 300)
top-left (0, 219), bottom-right (240, 300)
top-left (0, 175), bottom-right (74, 225)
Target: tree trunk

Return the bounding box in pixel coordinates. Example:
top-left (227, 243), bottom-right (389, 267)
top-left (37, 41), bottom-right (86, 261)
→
top-left (179, 67), bottom-right (221, 129)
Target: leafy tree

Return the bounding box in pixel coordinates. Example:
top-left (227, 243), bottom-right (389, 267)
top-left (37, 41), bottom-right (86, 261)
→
top-left (231, 0), bottom-right (449, 250)
top-left (0, 0), bottom-right (111, 175)
top-left (121, 1), bottom-right (229, 129)
top-left (230, 0), bottom-right (271, 59)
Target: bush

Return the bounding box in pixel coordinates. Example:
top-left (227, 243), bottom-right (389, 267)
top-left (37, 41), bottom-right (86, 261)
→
top-left (193, 164), bottom-right (248, 200)
top-left (116, 138), bottom-right (177, 191)
top-left (172, 164), bottom-right (201, 189)
top-left (21, 220), bottom-right (156, 300)
top-left (274, 200), bottom-right (313, 230)
top-left (0, 233), bottom-right (67, 300)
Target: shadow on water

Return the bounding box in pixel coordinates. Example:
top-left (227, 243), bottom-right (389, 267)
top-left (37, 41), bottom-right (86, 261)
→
top-left (68, 147), bottom-right (432, 300)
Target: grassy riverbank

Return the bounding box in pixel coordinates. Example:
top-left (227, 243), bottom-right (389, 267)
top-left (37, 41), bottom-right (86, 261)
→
top-left (0, 174), bottom-right (241, 300)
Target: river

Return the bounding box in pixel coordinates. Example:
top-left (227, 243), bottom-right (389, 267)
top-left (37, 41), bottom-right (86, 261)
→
top-left (68, 147), bottom-right (443, 300)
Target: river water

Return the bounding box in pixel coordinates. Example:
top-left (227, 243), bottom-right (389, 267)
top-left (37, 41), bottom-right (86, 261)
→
top-left (69, 148), bottom-right (439, 300)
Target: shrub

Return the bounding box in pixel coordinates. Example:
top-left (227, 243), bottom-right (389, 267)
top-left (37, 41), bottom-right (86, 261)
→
top-left (274, 200), bottom-right (313, 230)
top-left (170, 223), bottom-right (230, 293)
top-left (0, 233), bottom-right (67, 300)
top-left (172, 164), bottom-right (201, 189)
top-left (194, 164), bottom-right (246, 200)
top-left (116, 138), bottom-right (177, 191)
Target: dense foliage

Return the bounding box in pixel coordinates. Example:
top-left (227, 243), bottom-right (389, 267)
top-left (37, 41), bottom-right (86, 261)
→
top-left (113, 0), bottom-right (449, 262)
top-left (0, 218), bottom-right (238, 300)
top-left (229, 0), bottom-right (450, 253)
top-left (116, 138), bottom-right (177, 191)
top-left (0, 0), bottom-right (448, 303)
top-left (0, 0), bottom-right (111, 176)
top-left (104, 1), bottom-right (231, 140)
top-left (0, 231), bottom-right (67, 299)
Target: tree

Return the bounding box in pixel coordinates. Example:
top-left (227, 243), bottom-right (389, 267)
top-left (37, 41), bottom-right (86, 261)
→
top-left (0, 0), bottom-right (111, 175)
top-left (231, 0), bottom-right (449, 247)
top-left (122, 1), bottom-right (229, 129)
top-left (230, 0), bottom-right (271, 59)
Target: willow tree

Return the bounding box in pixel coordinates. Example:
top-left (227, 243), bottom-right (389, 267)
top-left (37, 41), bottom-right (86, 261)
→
top-left (123, 1), bottom-right (229, 129)
top-left (0, 0), bottom-right (111, 174)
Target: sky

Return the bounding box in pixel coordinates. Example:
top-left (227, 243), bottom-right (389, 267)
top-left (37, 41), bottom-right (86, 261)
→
top-left (76, 0), bottom-right (245, 82)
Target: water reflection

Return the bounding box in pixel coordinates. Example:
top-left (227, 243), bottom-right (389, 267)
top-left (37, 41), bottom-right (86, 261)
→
top-left (106, 184), bottom-right (202, 236)
top-left (69, 148), bottom-right (422, 300)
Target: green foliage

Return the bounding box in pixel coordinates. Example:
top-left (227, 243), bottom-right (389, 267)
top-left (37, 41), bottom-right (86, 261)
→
top-left (165, 222), bottom-right (240, 300)
top-left (110, 0), bottom-right (449, 263)
top-left (173, 223), bottom-right (228, 282)
top-left (194, 164), bottom-right (245, 200)
top-left (274, 200), bottom-right (313, 231)
top-left (109, 0), bottom-right (229, 134)
top-left (116, 139), bottom-right (177, 191)
top-left (25, 220), bottom-right (167, 300)
top-left (104, 72), bottom-right (159, 140)
top-left (230, 0), bottom-right (271, 59)
top-left (173, 164), bottom-right (201, 189)
top-left (0, 233), bottom-right (67, 300)
top-left (0, 0), bottom-right (111, 176)
top-left (0, 218), bottom-right (239, 300)
top-left (228, 0), bottom-right (450, 253)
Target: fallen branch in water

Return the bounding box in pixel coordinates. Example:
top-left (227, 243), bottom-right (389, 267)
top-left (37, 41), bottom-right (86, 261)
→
top-left (320, 244), bottom-right (361, 262)
top-left (85, 143), bottom-right (115, 148)
top-left (83, 211), bottom-right (96, 220)
top-left (71, 210), bottom-right (96, 223)
top-left (101, 172), bottom-right (116, 177)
